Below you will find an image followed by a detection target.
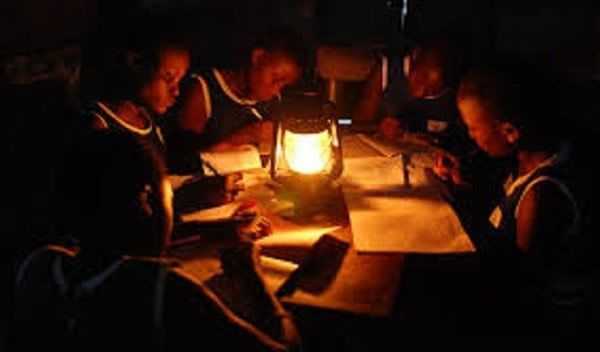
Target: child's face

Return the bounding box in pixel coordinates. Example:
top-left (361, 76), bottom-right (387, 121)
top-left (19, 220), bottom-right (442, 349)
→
top-left (458, 97), bottom-right (514, 157)
top-left (407, 62), bottom-right (445, 99)
top-left (139, 47), bottom-right (190, 114)
top-left (248, 50), bottom-right (301, 101)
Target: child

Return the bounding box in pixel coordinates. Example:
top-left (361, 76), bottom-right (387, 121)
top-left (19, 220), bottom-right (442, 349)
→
top-left (14, 132), bottom-right (299, 350)
top-left (434, 59), bottom-right (594, 335)
top-left (162, 26), bottom-right (307, 172)
top-left (79, 15), bottom-right (191, 158)
top-left (354, 36), bottom-right (467, 153)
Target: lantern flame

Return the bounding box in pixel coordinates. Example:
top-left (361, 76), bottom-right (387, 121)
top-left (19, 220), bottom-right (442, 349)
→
top-left (283, 130), bottom-right (332, 174)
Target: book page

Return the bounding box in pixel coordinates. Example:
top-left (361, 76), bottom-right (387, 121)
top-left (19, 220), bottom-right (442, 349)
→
top-left (200, 144), bottom-right (262, 175)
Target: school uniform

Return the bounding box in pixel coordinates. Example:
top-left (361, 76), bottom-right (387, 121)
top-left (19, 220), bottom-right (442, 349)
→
top-left (484, 142), bottom-right (589, 333)
top-left (82, 101), bottom-right (166, 156)
top-left (161, 68), bottom-right (273, 174)
top-left (13, 244), bottom-right (291, 351)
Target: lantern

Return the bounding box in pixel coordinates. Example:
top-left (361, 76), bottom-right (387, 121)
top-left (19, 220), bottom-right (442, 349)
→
top-left (270, 94), bottom-right (343, 208)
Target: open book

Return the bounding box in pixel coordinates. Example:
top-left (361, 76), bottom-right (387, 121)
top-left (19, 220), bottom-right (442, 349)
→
top-left (200, 144), bottom-right (263, 175)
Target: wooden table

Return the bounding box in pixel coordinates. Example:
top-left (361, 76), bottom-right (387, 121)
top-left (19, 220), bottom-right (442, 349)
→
top-left (169, 131), bottom-right (473, 320)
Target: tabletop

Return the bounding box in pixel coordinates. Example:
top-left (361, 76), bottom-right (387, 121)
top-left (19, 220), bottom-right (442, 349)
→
top-left (169, 132), bottom-right (472, 317)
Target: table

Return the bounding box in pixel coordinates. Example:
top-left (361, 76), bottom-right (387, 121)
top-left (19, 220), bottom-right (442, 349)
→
top-left (169, 132), bottom-right (473, 319)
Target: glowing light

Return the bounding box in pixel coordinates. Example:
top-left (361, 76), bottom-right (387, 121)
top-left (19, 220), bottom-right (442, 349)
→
top-left (283, 130), bottom-right (332, 175)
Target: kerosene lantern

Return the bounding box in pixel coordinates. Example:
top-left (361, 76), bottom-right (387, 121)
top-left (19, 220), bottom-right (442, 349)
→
top-left (270, 93), bottom-right (343, 214)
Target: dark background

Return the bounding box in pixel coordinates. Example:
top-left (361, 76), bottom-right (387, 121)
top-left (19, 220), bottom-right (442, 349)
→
top-left (2, 0), bottom-right (599, 79)
top-left (2, 0), bottom-right (600, 347)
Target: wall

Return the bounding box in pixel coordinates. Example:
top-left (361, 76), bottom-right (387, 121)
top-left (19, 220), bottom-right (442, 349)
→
top-left (2, 0), bottom-right (600, 85)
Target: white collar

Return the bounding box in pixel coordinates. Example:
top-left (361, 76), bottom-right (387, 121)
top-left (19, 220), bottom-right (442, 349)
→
top-left (96, 101), bottom-right (153, 135)
top-left (504, 141), bottom-right (570, 196)
top-left (212, 68), bottom-right (258, 106)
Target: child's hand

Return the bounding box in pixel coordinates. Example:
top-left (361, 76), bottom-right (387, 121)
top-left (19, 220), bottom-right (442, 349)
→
top-left (235, 201), bottom-right (272, 240)
top-left (237, 215), bottom-right (272, 241)
top-left (224, 173), bottom-right (244, 200)
top-left (433, 152), bottom-right (464, 185)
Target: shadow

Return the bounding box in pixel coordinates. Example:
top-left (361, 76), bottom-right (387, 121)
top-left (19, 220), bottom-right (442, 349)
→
top-left (276, 234), bottom-right (349, 297)
top-left (173, 177), bottom-right (230, 214)
top-left (341, 178), bottom-right (446, 211)
top-left (168, 221), bottom-right (238, 250)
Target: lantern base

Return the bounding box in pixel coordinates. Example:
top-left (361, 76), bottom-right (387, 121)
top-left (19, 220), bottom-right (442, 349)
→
top-left (273, 175), bottom-right (339, 218)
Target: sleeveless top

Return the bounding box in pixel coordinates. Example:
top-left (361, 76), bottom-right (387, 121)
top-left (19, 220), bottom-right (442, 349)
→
top-left (159, 68), bottom-right (272, 174)
top-left (14, 245), bottom-right (176, 350)
top-left (14, 244), bottom-right (292, 351)
top-left (192, 68), bottom-right (270, 147)
top-left (381, 55), bottom-right (469, 155)
top-left (488, 143), bottom-right (586, 311)
top-left (488, 143), bottom-right (579, 240)
top-left (83, 101), bottom-right (166, 156)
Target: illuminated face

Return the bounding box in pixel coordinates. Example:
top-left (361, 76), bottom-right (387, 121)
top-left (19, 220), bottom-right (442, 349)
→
top-left (248, 50), bottom-right (301, 101)
top-left (458, 97), bottom-right (514, 157)
top-left (407, 61), bottom-right (445, 99)
top-left (139, 47), bottom-right (190, 114)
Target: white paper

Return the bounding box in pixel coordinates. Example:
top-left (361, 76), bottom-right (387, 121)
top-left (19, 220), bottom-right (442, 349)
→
top-left (355, 133), bottom-right (402, 157)
top-left (341, 134), bottom-right (474, 253)
top-left (256, 225), bottom-right (340, 248)
top-left (342, 156), bottom-right (408, 189)
top-left (344, 190), bottom-right (474, 253)
top-left (200, 144), bottom-right (262, 175)
top-left (342, 133), bottom-right (439, 169)
top-left (342, 134), bottom-right (389, 158)
top-left (259, 255), bottom-right (299, 291)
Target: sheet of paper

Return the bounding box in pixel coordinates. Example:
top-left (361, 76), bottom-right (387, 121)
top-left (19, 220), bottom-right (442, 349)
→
top-left (179, 202), bottom-right (242, 223)
top-left (259, 255), bottom-right (299, 292)
top-left (341, 134), bottom-right (474, 253)
top-left (256, 225), bottom-right (340, 248)
top-left (342, 156), bottom-right (409, 189)
top-left (200, 144), bottom-right (262, 175)
top-left (342, 133), bottom-right (438, 168)
top-left (355, 133), bottom-right (402, 157)
top-left (342, 134), bottom-right (384, 158)
top-left (344, 190), bottom-right (474, 253)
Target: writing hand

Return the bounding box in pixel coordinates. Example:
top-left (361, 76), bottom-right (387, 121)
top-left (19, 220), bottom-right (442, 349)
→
top-left (433, 151), bottom-right (464, 186)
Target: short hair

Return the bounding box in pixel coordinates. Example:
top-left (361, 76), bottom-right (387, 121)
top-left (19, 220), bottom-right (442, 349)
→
top-left (457, 56), bottom-right (564, 151)
top-left (57, 131), bottom-right (168, 253)
top-left (222, 25), bottom-right (309, 71)
top-left (252, 25), bottom-right (309, 68)
top-left (80, 13), bottom-right (190, 102)
top-left (410, 35), bottom-right (466, 89)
